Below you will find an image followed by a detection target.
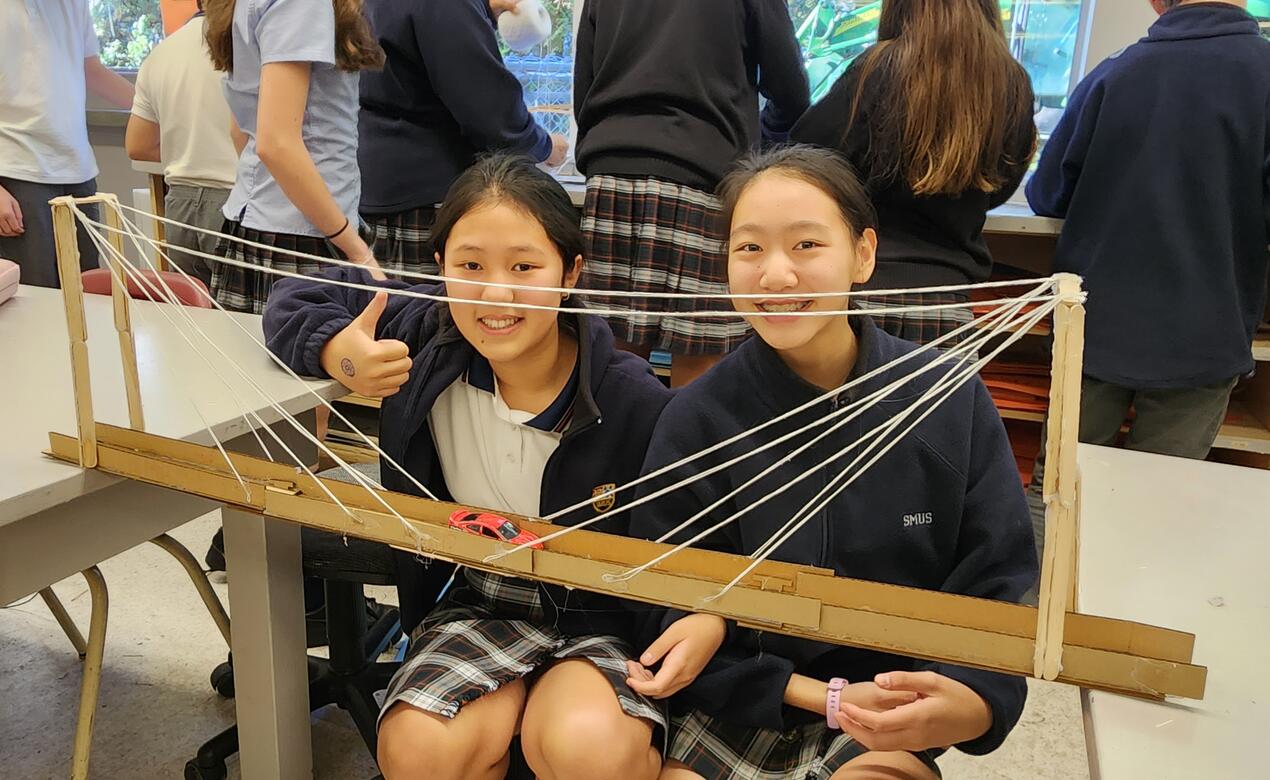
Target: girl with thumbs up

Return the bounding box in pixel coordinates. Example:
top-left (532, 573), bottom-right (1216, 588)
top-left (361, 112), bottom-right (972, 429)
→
top-left (264, 154), bottom-right (673, 780)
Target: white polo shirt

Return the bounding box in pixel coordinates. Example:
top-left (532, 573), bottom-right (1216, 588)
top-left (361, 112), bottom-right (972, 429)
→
top-left (429, 354), bottom-right (578, 517)
top-left (131, 16), bottom-right (237, 189)
top-left (0, 0), bottom-right (99, 184)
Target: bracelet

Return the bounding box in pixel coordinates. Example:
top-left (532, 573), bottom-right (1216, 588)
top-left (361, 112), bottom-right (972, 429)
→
top-left (826, 677), bottom-right (847, 729)
top-left (324, 217), bottom-right (350, 240)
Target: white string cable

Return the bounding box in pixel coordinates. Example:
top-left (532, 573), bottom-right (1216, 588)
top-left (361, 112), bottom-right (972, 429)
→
top-left (598, 294), bottom-right (1040, 583)
top-left (79, 221), bottom-right (343, 506)
top-left (705, 297), bottom-right (1060, 602)
top-left (484, 280), bottom-right (1055, 562)
top-left (80, 216), bottom-right (1048, 321)
top-left (190, 400), bottom-right (252, 501)
top-left (68, 202), bottom-right (1070, 583)
top-left (102, 205), bottom-right (442, 503)
top-left (109, 201), bottom-right (1055, 303)
top-left (78, 207), bottom-right (432, 548)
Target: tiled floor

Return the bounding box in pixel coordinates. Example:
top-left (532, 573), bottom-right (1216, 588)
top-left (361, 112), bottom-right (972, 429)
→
top-left (0, 512), bottom-right (1090, 779)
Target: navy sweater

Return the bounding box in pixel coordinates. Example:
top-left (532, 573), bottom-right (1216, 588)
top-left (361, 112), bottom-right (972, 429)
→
top-left (574, 0), bottom-right (810, 191)
top-left (1026, 3), bottom-right (1270, 388)
top-left (630, 318), bottom-right (1037, 755)
top-left (263, 267), bottom-right (672, 635)
top-left (358, 0), bottom-right (552, 214)
top-left (791, 56), bottom-right (1036, 287)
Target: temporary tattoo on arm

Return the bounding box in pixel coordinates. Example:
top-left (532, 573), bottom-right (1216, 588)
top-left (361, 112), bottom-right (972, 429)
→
top-left (341, 358), bottom-right (355, 377)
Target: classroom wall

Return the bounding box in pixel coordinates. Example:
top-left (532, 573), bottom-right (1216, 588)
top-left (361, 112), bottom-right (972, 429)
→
top-left (90, 127), bottom-right (148, 200)
top-left (1081, 0), bottom-right (1159, 78)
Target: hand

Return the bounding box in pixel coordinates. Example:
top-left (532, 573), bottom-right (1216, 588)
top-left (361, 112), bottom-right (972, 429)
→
top-left (318, 291), bottom-right (412, 397)
top-left (625, 613), bottom-right (726, 699)
top-left (545, 134), bottom-right (570, 168)
top-left (489, 0), bottom-right (520, 16)
top-left (0, 184), bottom-right (23, 237)
top-left (330, 228), bottom-right (387, 281)
top-left (836, 671), bottom-right (993, 752)
top-left (841, 681), bottom-right (920, 714)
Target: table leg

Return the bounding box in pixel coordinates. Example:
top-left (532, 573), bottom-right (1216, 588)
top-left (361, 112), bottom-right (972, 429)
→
top-left (223, 507), bottom-right (312, 780)
top-left (39, 587), bottom-right (88, 658)
top-left (70, 566), bottom-right (108, 780)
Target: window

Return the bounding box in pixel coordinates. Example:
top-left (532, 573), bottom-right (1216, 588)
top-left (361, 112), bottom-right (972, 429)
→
top-left (499, 0), bottom-right (578, 137)
top-left (90, 0), bottom-right (164, 70)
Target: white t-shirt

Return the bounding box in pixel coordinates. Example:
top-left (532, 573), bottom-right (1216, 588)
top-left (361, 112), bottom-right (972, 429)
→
top-left (131, 16), bottom-right (237, 189)
top-left (0, 0), bottom-right (99, 184)
top-left (429, 358), bottom-right (575, 517)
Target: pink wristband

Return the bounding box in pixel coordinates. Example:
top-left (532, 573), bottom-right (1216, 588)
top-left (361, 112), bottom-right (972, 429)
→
top-left (826, 677), bottom-right (847, 729)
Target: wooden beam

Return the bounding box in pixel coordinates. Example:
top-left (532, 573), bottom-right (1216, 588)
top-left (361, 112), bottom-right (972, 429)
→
top-left (46, 424), bottom-right (1207, 700)
top-left (100, 194), bottom-right (145, 430)
top-left (50, 197), bottom-right (97, 468)
top-left (48, 424), bottom-right (1197, 662)
top-left (1035, 274), bottom-right (1085, 680)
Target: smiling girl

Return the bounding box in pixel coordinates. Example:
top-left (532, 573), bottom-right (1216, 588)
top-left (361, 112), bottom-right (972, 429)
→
top-left (626, 146), bottom-right (1037, 780)
top-left (264, 154), bottom-right (671, 780)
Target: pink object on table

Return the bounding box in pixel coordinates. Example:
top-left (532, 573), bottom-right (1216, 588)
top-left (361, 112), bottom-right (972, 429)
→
top-left (0, 258), bottom-right (19, 305)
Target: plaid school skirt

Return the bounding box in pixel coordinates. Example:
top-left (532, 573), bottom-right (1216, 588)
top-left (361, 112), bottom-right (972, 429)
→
top-left (364, 205), bottom-right (440, 277)
top-left (853, 291), bottom-right (974, 348)
top-left (669, 708), bottom-right (942, 780)
top-left (378, 568), bottom-right (668, 750)
top-left (211, 220), bottom-right (341, 314)
top-left (581, 175), bottom-right (750, 356)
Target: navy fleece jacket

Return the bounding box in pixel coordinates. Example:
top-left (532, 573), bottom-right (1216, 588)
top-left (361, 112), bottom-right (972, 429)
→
top-left (630, 318), bottom-right (1037, 755)
top-left (358, 0), bottom-right (552, 213)
top-left (263, 266), bottom-right (672, 635)
top-left (574, 0), bottom-right (810, 191)
top-left (1026, 3), bottom-right (1270, 388)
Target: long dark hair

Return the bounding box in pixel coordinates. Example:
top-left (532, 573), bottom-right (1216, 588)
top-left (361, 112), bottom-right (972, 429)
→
top-left (848, 0), bottom-right (1035, 195)
top-left (718, 145), bottom-right (878, 238)
top-left (203, 0), bottom-right (384, 73)
top-left (431, 154), bottom-right (585, 271)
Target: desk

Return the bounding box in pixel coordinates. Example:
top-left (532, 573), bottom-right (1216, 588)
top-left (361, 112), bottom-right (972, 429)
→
top-left (1077, 445), bottom-right (1270, 780)
top-left (0, 285), bottom-right (342, 778)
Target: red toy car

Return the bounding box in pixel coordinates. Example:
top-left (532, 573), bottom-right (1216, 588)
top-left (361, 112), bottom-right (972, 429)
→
top-left (448, 509), bottom-right (544, 549)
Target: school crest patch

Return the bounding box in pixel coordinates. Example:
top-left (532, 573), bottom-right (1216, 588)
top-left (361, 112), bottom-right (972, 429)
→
top-left (591, 483), bottom-right (617, 513)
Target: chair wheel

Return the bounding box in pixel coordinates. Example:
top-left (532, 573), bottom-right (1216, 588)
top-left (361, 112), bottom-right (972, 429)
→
top-left (210, 662), bottom-right (234, 698)
top-left (184, 759), bottom-right (227, 780)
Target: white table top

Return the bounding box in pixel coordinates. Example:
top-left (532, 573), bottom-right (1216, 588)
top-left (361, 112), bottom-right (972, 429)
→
top-left (1077, 445), bottom-right (1270, 780)
top-left (130, 159), bottom-right (165, 176)
top-left (0, 285), bottom-right (343, 527)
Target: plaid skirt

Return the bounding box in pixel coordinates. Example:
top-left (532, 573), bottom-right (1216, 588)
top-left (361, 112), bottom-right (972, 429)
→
top-left (364, 205), bottom-right (440, 277)
top-left (379, 568), bottom-right (668, 751)
top-left (853, 291), bottom-right (973, 348)
top-left (581, 175), bottom-right (749, 355)
top-left (211, 220), bottom-right (340, 314)
top-left (669, 708), bottom-right (942, 780)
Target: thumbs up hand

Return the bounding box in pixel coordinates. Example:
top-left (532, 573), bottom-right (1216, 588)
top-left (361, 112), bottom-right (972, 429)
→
top-left (319, 291), bottom-right (412, 397)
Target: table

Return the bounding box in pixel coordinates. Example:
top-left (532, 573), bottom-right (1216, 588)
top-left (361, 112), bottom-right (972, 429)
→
top-left (0, 285), bottom-right (343, 778)
top-left (1077, 444), bottom-right (1270, 780)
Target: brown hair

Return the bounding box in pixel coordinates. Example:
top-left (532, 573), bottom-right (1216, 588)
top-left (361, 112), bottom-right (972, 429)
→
top-left (848, 0), bottom-right (1036, 195)
top-left (203, 0), bottom-right (384, 73)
